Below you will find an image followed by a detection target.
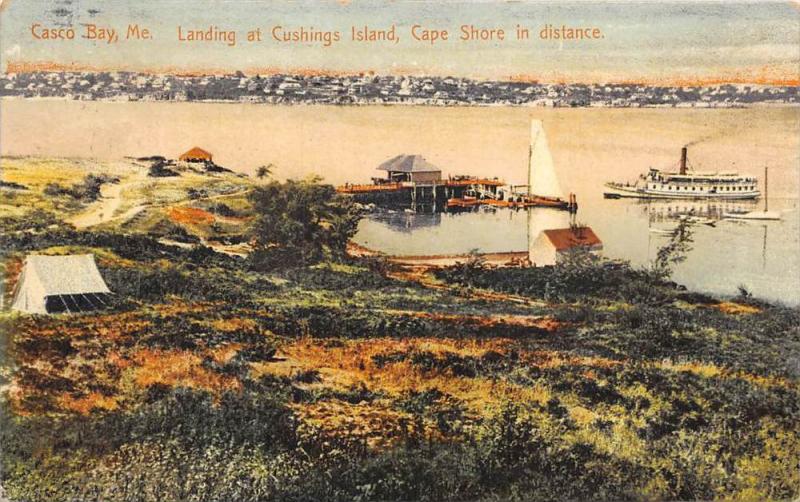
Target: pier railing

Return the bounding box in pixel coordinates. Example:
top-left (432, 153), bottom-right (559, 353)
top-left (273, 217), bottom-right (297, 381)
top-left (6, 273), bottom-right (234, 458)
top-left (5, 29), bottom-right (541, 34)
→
top-left (445, 178), bottom-right (505, 187)
top-left (337, 183), bottom-right (403, 193)
top-left (338, 179), bottom-right (504, 194)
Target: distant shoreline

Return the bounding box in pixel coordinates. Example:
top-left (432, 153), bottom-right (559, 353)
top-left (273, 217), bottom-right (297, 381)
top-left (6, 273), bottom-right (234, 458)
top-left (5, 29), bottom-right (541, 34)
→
top-left (2, 71), bottom-right (797, 108)
top-left (2, 96), bottom-right (798, 109)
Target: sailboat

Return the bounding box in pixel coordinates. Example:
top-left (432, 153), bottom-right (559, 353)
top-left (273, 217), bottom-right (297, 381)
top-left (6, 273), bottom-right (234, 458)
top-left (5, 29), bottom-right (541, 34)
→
top-left (520, 120), bottom-right (577, 211)
top-left (524, 120), bottom-right (595, 264)
top-left (447, 119), bottom-right (577, 211)
top-left (723, 166), bottom-right (782, 221)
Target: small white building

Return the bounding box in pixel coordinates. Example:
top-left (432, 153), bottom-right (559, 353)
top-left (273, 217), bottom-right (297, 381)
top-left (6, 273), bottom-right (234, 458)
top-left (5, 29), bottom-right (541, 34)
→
top-left (11, 255), bottom-right (112, 314)
top-left (529, 226), bottom-right (603, 266)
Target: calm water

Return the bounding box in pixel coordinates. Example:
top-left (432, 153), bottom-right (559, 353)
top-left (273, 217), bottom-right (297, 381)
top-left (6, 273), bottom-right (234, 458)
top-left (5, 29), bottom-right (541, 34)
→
top-left (2, 99), bottom-right (798, 304)
top-left (355, 194), bottom-right (800, 305)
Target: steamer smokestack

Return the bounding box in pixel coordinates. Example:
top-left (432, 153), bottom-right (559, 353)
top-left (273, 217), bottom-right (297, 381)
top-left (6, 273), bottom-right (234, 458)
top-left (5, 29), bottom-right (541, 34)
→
top-left (680, 146), bottom-right (688, 175)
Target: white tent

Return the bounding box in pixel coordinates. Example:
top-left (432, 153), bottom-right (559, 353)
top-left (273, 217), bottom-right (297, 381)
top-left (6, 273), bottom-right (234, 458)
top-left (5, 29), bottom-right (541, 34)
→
top-left (11, 254), bottom-right (112, 314)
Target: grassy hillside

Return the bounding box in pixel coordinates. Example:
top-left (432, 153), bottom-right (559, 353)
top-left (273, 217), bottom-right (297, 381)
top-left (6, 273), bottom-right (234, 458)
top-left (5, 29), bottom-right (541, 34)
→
top-left (1, 155), bottom-right (255, 247)
top-left (1, 158), bottom-right (798, 501)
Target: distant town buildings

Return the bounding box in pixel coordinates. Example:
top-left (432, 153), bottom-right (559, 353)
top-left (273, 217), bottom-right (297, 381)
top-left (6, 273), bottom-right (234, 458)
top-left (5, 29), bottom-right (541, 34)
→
top-left (0, 71), bottom-right (796, 107)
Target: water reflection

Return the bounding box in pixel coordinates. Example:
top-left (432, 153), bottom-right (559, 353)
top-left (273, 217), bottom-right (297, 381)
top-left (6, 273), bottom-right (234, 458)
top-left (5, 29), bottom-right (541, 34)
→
top-left (370, 209), bottom-right (442, 233)
top-left (354, 197), bottom-right (799, 304)
top-left (640, 199), bottom-right (759, 224)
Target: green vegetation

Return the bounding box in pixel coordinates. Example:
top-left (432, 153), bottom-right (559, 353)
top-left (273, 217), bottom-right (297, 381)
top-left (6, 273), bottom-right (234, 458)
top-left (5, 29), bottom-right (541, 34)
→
top-left (0, 209), bottom-right (67, 234)
top-left (1, 158), bottom-right (127, 216)
top-left (43, 173), bottom-right (120, 203)
top-left (1, 163), bottom-right (798, 502)
top-left (147, 158), bottom-right (180, 178)
top-left (248, 179), bottom-right (361, 270)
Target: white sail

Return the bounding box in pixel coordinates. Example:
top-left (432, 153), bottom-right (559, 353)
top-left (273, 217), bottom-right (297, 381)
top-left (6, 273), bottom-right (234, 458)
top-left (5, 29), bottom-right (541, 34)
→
top-left (528, 119), bottom-right (565, 199)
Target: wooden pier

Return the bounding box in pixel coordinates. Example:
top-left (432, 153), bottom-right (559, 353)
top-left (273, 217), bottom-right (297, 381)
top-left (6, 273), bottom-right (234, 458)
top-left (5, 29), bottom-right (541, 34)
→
top-left (446, 194), bottom-right (575, 211)
top-left (337, 178), bottom-right (503, 208)
top-left (337, 178), bottom-right (576, 211)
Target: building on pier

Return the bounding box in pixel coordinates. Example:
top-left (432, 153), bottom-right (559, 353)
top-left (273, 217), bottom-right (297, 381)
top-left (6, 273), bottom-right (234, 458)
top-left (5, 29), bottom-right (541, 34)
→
top-left (376, 154), bottom-right (442, 184)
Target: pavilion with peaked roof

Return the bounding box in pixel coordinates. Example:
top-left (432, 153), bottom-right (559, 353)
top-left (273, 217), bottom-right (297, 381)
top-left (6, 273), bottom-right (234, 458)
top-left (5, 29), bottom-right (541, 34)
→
top-left (179, 147), bottom-right (213, 162)
top-left (376, 154), bottom-right (442, 183)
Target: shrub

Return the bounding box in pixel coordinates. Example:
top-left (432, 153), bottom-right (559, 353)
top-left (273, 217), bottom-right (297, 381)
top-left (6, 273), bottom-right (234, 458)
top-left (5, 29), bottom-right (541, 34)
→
top-left (0, 209), bottom-right (68, 233)
top-left (147, 160), bottom-right (179, 177)
top-left (43, 174), bottom-right (119, 202)
top-left (206, 202), bottom-right (239, 217)
top-left (247, 180), bottom-right (361, 270)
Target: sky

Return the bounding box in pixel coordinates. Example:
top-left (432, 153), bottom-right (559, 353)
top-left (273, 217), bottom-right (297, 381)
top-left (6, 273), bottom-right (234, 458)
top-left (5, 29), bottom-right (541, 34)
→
top-left (1, 0), bottom-right (799, 84)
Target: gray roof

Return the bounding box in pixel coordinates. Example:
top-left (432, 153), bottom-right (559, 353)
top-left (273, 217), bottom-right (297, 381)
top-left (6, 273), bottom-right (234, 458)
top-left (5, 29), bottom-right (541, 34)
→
top-left (26, 254), bottom-right (111, 296)
top-left (377, 154), bottom-right (441, 173)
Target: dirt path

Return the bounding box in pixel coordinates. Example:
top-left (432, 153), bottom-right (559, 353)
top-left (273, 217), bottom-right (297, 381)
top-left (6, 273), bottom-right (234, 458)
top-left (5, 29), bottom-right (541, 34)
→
top-left (69, 171), bottom-right (252, 230)
top-left (69, 170), bottom-right (149, 229)
top-left (162, 237), bottom-right (251, 258)
top-left (200, 188), bottom-right (254, 201)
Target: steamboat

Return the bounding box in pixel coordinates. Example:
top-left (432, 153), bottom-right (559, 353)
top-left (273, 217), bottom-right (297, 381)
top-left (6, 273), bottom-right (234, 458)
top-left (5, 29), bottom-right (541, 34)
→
top-left (604, 147), bottom-right (760, 200)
